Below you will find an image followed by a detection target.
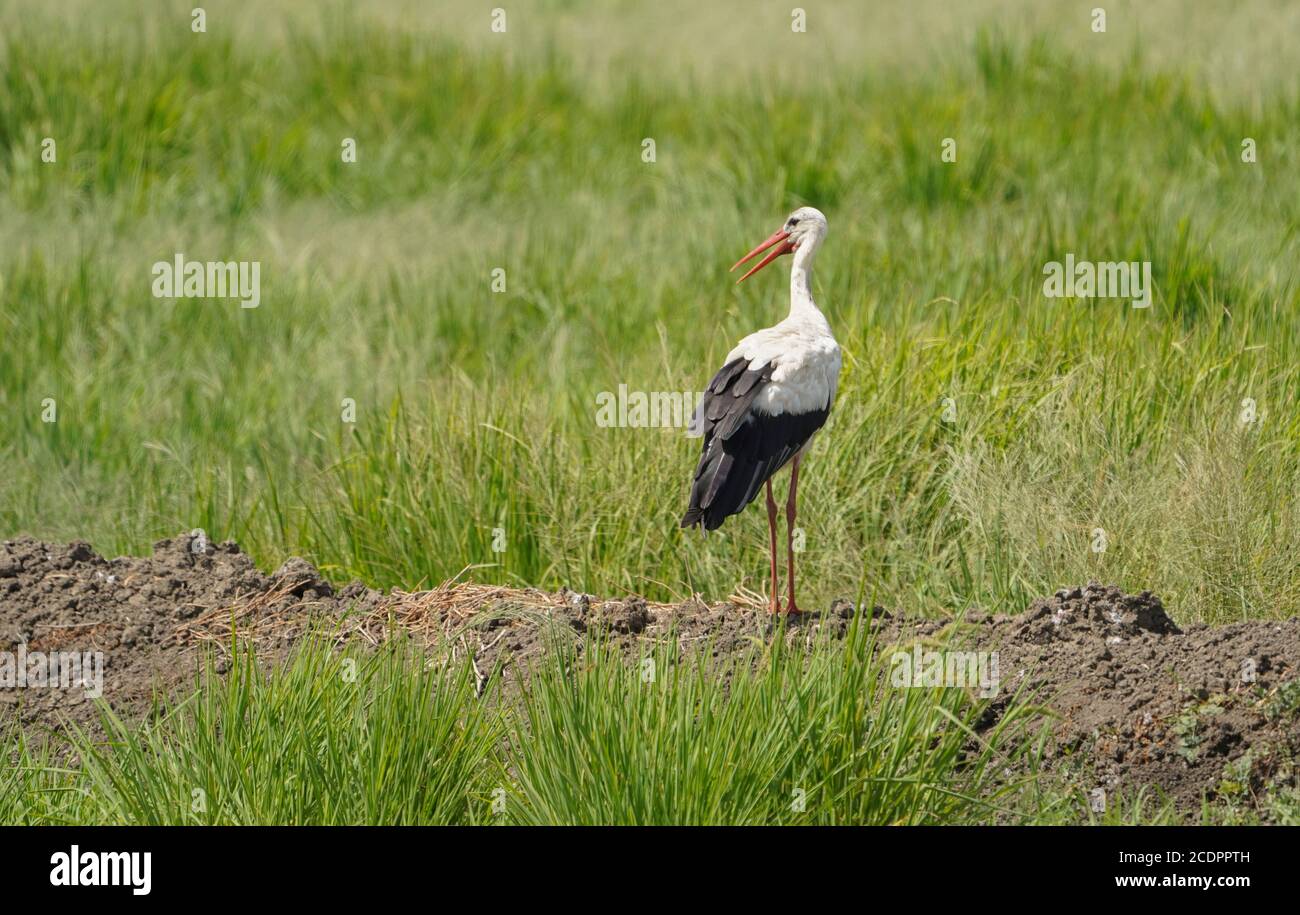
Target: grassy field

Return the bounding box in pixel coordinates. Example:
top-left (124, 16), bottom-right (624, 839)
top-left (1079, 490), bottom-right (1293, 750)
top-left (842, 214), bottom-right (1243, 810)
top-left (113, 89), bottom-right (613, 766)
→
top-left (1, 2), bottom-right (1298, 825)
top-left (3, 1), bottom-right (1299, 622)
top-left (4, 627), bottom-right (1061, 826)
top-left (4, 2), bottom-right (1299, 623)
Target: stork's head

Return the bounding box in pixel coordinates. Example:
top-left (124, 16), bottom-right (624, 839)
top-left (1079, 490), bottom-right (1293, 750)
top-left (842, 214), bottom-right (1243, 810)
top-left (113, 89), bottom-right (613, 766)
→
top-left (731, 206), bottom-right (828, 283)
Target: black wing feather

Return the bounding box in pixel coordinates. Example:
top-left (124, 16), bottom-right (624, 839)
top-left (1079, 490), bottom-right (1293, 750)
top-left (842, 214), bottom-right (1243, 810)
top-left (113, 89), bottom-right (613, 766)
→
top-left (680, 357), bottom-right (830, 531)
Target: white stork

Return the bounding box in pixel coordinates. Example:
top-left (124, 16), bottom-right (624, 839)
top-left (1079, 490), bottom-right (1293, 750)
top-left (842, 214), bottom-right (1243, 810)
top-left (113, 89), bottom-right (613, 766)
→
top-left (681, 207), bottom-right (841, 615)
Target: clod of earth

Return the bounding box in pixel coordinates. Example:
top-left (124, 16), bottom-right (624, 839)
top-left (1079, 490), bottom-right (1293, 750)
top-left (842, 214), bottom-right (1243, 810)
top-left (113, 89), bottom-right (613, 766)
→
top-left (3, 534), bottom-right (1299, 821)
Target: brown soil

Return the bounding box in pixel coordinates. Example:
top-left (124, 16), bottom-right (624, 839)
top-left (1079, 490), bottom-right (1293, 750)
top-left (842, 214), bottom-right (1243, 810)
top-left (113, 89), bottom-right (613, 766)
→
top-left (3, 533), bottom-right (1299, 821)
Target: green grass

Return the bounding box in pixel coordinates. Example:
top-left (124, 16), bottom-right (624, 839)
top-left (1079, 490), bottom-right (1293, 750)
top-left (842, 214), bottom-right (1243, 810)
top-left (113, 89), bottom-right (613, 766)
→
top-left (4, 5), bottom-right (1298, 624)
top-left (1, 1), bottom-right (1298, 825)
top-left (507, 623), bottom-right (1040, 825)
top-left (2, 627), bottom-right (1059, 826)
top-left (3, 638), bottom-right (502, 825)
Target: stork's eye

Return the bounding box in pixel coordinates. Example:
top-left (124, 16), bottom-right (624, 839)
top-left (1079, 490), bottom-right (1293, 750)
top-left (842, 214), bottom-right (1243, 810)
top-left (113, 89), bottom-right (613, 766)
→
top-left (788, 218), bottom-right (800, 227)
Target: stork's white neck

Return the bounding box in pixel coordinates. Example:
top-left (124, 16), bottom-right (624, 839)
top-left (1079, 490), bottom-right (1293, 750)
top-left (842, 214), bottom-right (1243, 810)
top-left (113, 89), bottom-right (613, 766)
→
top-left (788, 237), bottom-right (829, 329)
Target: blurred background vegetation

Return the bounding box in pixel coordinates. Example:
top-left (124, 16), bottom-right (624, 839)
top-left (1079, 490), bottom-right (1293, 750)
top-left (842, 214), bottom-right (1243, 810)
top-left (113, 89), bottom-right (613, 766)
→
top-left (2, 0), bottom-right (1298, 622)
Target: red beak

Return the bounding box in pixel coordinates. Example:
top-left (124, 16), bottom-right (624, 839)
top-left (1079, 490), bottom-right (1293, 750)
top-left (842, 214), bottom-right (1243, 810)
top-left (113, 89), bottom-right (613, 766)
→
top-left (730, 229), bottom-right (794, 283)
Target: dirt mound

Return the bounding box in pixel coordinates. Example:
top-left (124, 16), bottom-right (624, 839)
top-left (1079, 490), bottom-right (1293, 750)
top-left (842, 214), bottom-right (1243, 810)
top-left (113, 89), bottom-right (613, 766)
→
top-left (870, 586), bottom-right (1300, 819)
top-left (0, 533), bottom-right (300, 733)
top-left (0, 532), bottom-right (770, 737)
top-left (4, 533), bottom-right (1300, 821)
top-left (1014, 583), bottom-right (1181, 643)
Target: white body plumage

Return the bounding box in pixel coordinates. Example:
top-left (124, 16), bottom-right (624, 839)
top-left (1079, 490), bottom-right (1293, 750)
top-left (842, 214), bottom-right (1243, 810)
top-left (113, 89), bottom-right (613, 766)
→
top-left (727, 319), bottom-right (841, 421)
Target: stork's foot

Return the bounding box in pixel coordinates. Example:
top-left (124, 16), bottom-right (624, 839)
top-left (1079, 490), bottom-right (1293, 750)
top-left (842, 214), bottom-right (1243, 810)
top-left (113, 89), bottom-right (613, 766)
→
top-left (783, 601), bottom-right (803, 616)
top-left (767, 597), bottom-right (782, 615)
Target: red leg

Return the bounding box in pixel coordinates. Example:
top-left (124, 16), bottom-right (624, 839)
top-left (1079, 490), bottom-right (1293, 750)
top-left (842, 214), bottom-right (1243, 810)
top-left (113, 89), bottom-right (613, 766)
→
top-left (765, 479), bottom-right (780, 614)
top-left (784, 457), bottom-right (801, 615)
